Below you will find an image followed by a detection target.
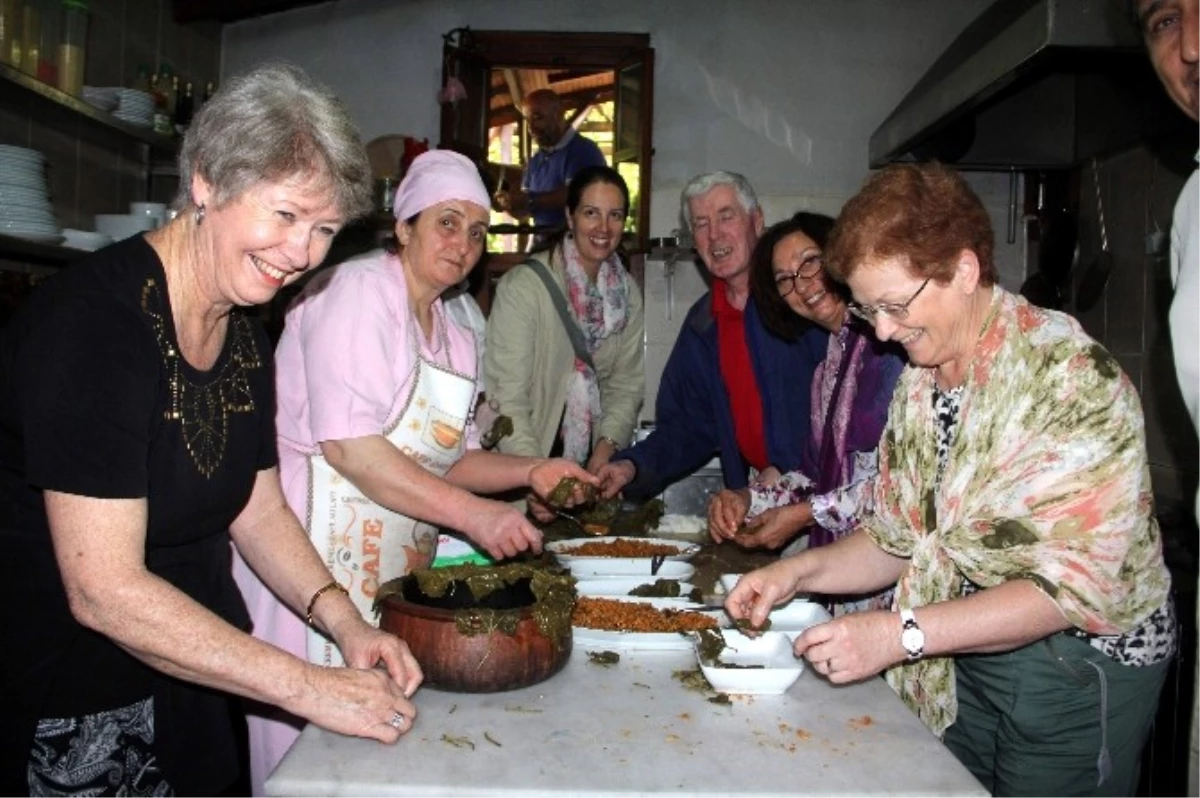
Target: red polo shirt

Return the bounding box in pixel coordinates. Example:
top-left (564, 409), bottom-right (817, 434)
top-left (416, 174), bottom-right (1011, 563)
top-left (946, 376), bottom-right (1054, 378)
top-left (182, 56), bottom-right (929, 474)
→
top-left (712, 280), bottom-right (768, 471)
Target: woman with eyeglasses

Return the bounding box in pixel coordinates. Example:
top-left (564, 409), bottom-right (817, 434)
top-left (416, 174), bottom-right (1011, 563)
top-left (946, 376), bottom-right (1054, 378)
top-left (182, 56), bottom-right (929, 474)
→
top-left (708, 212), bottom-right (904, 615)
top-left (725, 163), bottom-right (1175, 796)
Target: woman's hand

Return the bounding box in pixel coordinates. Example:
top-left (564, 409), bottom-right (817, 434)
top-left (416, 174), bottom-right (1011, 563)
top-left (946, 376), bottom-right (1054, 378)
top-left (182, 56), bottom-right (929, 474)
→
top-left (792, 610), bottom-right (905, 684)
top-left (734, 503), bottom-right (811, 550)
top-left (292, 661), bottom-right (420, 744)
top-left (525, 493), bottom-right (558, 523)
top-left (527, 459), bottom-right (600, 506)
top-left (754, 466), bottom-right (782, 486)
top-left (724, 558), bottom-right (803, 630)
top-left (585, 439), bottom-right (618, 475)
top-left (708, 489), bottom-right (750, 542)
top-left (331, 620), bottom-right (424, 699)
top-left (595, 460), bottom-right (636, 499)
top-left (461, 500), bottom-right (545, 560)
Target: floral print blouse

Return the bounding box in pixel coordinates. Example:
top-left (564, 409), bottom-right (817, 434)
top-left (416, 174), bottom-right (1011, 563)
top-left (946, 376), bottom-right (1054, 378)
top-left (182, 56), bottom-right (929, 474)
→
top-left (863, 286), bottom-right (1172, 737)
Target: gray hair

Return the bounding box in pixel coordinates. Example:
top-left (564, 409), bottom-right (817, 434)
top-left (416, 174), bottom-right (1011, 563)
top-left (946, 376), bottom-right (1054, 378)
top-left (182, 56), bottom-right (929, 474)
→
top-left (679, 171), bottom-right (760, 232)
top-left (174, 62), bottom-right (373, 221)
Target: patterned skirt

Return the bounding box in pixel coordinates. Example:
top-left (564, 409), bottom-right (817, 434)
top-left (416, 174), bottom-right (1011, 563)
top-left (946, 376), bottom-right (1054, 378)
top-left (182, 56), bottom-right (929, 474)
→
top-left (28, 697), bottom-right (172, 796)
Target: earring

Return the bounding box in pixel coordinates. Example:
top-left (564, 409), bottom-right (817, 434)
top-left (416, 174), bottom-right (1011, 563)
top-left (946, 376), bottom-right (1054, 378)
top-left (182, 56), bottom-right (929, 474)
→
top-left (566, 230), bottom-right (574, 240)
top-left (195, 204), bottom-right (206, 225)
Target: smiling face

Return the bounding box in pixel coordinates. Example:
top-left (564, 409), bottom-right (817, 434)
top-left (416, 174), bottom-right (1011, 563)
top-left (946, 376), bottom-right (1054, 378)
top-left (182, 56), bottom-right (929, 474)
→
top-left (1138, 0), bottom-right (1199, 120)
top-left (192, 170), bottom-right (345, 307)
top-left (398, 199), bottom-right (490, 296)
top-left (772, 230), bottom-right (845, 331)
top-left (567, 181), bottom-right (626, 272)
top-left (846, 253), bottom-right (983, 382)
top-left (688, 184), bottom-right (764, 283)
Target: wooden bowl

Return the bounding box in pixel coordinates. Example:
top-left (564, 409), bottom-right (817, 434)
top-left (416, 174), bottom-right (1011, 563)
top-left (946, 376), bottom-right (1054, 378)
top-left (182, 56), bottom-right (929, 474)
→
top-left (379, 575), bottom-right (572, 693)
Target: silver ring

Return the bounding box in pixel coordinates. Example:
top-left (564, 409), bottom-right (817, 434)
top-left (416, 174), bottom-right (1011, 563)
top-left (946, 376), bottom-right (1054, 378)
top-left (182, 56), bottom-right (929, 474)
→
top-left (389, 711), bottom-right (405, 729)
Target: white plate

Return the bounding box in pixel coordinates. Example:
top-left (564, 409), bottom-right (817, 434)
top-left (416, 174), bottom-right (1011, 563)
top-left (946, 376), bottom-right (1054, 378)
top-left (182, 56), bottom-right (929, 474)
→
top-left (564, 559), bottom-right (695, 581)
top-left (4, 231), bottom-right (65, 244)
top-left (547, 536), bottom-right (700, 562)
top-left (0, 145), bottom-right (45, 160)
top-left (695, 630), bottom-right (804, 694)
top-left (762, 601), bottom-right (832, 641)
top-left (61, 229), bottom-right (113, 251)
top-left (0, 173), bottom-right (46, 190)
top-left (575, 577), bottom-right (696, 598)
top-left (652, 514), bottom-right (708, 542)
top-left (573, 596), bottom-right (723, 651)
top-left (0, 208), bottom-right (55, 223)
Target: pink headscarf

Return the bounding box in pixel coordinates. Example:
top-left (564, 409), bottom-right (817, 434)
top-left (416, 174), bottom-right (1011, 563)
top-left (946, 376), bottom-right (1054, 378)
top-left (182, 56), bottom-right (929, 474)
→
top-left (393, 150), bottom-right (490, 221)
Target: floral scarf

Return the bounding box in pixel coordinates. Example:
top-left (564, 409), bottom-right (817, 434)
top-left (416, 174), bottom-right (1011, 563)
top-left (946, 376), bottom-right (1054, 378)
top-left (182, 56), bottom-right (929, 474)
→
top-left (559, 236), bottom-right (630, 462)
top-left (863, 286), bottom-right (1170, 737)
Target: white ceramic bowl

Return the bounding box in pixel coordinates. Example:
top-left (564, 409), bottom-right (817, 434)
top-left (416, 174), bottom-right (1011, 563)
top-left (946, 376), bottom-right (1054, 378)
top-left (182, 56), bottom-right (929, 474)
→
top-left (574, 577), bottom-right (695, 598)
top-left (546, 536), bottom-right (700, 563)
top-left (130, 201), bottom-right (167, 228)
top-left (695, 630), bottom-right (804, 694)
top-left (95, 213), bottom-right (155, 240)
top-left (62, 228), bottom-right (114, 251)
top-left (564, 559), bottom-right (695, 581)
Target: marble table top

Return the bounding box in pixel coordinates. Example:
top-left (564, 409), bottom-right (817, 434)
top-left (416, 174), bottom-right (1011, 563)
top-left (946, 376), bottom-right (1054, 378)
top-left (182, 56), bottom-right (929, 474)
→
top-left (267, 643), bottom-right (987, 797)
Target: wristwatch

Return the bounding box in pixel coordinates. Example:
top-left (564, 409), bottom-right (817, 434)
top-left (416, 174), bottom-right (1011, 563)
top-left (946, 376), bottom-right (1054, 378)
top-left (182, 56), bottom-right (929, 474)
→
top-left (899, 608), bottom-right (925, 661)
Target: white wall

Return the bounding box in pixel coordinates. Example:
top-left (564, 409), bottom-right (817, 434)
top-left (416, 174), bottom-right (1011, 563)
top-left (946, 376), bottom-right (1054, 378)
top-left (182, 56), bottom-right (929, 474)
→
top-left (224, 0), bottom-right (1029, 415)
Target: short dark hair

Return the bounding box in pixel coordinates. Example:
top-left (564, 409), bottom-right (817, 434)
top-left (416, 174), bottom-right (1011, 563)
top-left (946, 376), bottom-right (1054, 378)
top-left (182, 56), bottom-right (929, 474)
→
top-left (750, 211), bottom-right (837, 341)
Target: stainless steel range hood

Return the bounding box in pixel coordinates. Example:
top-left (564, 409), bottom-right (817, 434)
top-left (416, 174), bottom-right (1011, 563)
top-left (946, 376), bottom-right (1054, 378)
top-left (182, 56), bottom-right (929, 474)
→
top-left (869, 0), bottom-right (1187, 170)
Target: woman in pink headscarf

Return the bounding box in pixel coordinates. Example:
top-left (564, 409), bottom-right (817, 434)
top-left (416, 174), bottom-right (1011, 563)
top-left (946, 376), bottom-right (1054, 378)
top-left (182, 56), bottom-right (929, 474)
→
top-left (232, 150), bottom-right (596, 794)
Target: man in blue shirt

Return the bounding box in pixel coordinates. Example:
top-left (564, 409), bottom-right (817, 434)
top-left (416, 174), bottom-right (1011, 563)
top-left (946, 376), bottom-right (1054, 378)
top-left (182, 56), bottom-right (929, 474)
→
top-left (495, 88), bottom-right (607, 234)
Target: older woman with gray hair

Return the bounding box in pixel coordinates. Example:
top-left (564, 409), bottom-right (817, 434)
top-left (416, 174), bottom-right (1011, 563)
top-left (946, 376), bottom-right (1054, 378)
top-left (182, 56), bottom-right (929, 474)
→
top-left (0, 62), bottom-right (422, 796)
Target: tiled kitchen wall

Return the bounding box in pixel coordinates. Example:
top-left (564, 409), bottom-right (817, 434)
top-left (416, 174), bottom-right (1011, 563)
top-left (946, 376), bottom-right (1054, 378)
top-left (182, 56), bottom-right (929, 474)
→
top-left (1075, 141), bottom-right (1197, 508)
top-left (0, 0), bottom-right (219, 240)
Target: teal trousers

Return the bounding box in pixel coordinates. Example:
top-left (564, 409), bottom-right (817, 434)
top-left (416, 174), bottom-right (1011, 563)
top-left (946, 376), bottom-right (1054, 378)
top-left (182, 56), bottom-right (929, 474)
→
top-left (943, 633), bottom-right (1170, 796)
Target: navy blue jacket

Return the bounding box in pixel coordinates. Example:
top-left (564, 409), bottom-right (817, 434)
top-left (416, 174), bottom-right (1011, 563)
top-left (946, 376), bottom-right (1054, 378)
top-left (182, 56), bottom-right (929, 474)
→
top-left (613, 291), bottom-right (828, 499)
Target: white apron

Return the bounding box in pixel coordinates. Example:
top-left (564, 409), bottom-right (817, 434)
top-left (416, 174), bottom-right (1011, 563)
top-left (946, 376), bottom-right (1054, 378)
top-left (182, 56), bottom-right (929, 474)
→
top-left (306, 314), bottom-right (476, 666)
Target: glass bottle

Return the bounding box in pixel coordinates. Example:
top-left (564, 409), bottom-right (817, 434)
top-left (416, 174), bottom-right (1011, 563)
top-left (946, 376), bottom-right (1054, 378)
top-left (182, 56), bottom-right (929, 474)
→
top-left (149, 72), bottom-right (171, 135)
top-left (19, 0), bottom-right (38, 76)
top-left (0, 0), bottom-right (20, 67)
top-left (56, 0), bottom-right (85, 96)
top-left (173, 80), bottom-right (193, 135)
top-left (131, 62), bottom-right (150, 92)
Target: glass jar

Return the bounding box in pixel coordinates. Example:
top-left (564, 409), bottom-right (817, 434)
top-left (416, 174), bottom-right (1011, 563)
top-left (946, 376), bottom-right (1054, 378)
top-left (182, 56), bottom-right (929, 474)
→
top-left (56, 0), bottom-right (84, 95)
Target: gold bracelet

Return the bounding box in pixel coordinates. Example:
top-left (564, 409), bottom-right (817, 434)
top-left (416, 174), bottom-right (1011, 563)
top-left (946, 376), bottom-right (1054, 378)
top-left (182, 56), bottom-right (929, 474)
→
top-left (305, 580), bottom-right (348, 628)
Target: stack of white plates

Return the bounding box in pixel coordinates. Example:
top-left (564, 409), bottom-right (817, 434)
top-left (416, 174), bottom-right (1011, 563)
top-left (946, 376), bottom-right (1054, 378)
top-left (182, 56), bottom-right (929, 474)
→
top-left (0, 145), bottom-right (61, 244)
top-left (113, 89), bottom-right (155, 128)
top-left (62, 228), bottom-right (113, 251)
top-left (81, 86), bottom-right (119, 113)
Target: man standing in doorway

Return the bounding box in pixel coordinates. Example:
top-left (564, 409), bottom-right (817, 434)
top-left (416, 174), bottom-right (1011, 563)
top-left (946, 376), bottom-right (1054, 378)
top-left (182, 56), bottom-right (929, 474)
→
top-left (495, 88), bottom-right (608, 236)
top-left (1130, 0), bottom-right (1197, 794)
top-left (597, 171), bottom-right (828, 501)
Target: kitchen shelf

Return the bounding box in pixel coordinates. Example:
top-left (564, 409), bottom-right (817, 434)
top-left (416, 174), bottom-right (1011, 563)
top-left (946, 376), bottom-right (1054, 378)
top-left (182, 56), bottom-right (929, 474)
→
top-left (0, 62), bottom-right (178, 156)
top-left (0, 234), bottom-right (88, 270)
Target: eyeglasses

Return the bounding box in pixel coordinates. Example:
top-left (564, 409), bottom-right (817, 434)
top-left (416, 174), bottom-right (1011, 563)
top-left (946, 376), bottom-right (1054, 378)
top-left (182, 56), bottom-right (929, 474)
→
top-left (774, 254), bottom-right (825, 298)
top-left (848, 278), bottom-right (931, 323)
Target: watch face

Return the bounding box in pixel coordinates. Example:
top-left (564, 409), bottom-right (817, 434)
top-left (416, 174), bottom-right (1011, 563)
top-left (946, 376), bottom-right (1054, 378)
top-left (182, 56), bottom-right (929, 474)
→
top-left (902, 627), bottom-right (924, 654)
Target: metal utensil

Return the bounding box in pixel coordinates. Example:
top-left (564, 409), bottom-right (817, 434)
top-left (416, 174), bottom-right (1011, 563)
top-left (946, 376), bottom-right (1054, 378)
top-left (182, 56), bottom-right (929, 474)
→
top-left (555, 508), bottom-right (606, 536)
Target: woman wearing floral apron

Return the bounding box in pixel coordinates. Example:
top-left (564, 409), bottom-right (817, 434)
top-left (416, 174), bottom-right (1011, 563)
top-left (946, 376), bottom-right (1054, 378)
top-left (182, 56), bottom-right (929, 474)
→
top-left (233, 150), bottom-right (596, 796)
